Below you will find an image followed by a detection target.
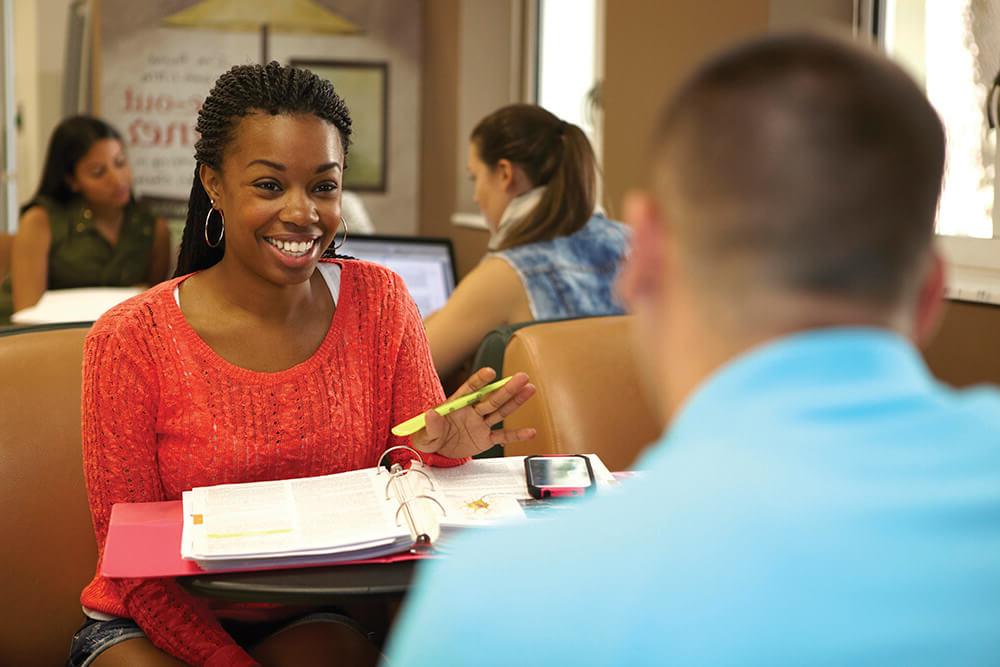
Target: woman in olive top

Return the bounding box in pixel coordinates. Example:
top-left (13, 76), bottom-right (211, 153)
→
top-left (0, 116), bottom-right (171, 322)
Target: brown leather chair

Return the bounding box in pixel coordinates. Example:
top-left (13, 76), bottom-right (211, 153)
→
top-left (0, 323), bottom-right (96, 666)
top-left (499, 316), bottom-right (661, 472)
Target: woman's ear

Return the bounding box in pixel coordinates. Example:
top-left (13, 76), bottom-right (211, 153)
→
top-left (495, 159), bottom-right (515, 190)
top-left (497, 158), bottom-right (533, 196)
top-left (199, 164), bottom-right (224, 205)
top-left (65, 174), bottom-right (80, 194)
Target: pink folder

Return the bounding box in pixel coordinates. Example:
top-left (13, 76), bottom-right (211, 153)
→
top-left (101, 500), bottom-right (423, 579)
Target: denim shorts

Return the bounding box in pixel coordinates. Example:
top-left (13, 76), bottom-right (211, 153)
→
top-left (67, 611), bottom-right (366, 666)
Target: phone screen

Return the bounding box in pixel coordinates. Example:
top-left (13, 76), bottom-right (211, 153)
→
top-left (527, 456), bottom-right (593, 488)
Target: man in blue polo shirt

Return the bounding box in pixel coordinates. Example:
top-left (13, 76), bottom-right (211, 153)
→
top-left (387, 32), bottom-right (1000, 665)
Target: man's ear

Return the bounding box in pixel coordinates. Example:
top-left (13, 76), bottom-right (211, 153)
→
top-left (199, 164), bottom-right (224, 205)
top-left (616, 190), bottom-right (668, 311)
top-left (913, 249), bottom-right (946, 347)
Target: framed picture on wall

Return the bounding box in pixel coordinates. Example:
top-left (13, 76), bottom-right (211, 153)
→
top-left (291, 59), bottom-right (389, 192)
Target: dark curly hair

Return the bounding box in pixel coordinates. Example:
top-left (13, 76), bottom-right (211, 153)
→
top-left (174, 61), bottom-right (352, 277)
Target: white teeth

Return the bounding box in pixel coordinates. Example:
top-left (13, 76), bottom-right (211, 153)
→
top-left (266, 238), bottom-right (315, 256)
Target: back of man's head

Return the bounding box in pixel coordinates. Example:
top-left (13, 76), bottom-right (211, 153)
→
top-left (652, 32), bottom-right (945, 321)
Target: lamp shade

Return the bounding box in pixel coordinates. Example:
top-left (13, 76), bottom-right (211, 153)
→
top-left (163, 0), bottom-right (362, 35)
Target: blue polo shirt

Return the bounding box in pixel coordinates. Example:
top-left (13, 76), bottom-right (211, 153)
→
top-left (387, 329), bottom-right (1000, 665)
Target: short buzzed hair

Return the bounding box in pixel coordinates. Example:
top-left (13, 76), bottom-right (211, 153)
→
top-left (653, 33), bottom-right (945, 308)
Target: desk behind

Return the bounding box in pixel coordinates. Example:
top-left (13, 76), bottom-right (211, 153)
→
top-left (10, 286), bottom-right (141, 324)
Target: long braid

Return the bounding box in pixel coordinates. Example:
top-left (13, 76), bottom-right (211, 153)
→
top-left (174, 61), bottom-right (352, 277)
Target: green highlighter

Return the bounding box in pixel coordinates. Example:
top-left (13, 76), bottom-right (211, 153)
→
top-left (391, 376), bottom-right (514, 437)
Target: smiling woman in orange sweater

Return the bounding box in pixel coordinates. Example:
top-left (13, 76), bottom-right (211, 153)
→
top-left (73, 62), bottom-right (535, 667)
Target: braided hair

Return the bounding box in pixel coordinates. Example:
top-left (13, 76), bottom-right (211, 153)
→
top-left (174, 61), bottom-right (352, 277)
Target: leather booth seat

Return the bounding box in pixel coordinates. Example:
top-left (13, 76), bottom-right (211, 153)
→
top-left (499, 316), bottom-right (661, 472)
top-left (0, 323), bottom-right (95, 666)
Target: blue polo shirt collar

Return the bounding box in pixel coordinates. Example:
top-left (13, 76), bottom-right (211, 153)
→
top-left (645, 327), bottom-right (934, 468)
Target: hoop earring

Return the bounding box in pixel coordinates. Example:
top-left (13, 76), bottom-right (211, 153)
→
top-left (204, 202), bottom-right (225, 248)
top-left (333, 216), bottom-right (349, 252)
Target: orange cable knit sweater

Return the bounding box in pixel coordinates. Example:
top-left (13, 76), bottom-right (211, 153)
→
top-left (81, 260), bottom-right (460, 666)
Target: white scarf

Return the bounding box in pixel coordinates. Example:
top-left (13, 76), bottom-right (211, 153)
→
top-left (488, 186), bottom-right (546, 251)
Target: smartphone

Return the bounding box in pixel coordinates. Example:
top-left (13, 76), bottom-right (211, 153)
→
top-left (524, 455), bottom-right (596, 499)
top-left (391, 376), bottom-right (513, 437)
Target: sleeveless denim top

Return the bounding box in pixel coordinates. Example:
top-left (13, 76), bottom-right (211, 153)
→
top-left (491, 213), bottom-right (630, 320)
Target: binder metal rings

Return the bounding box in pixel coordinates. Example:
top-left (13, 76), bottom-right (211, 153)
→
top-left (394, 495), bottom-right (447, 527)
top-left (384, 467), bottom-right (435, 500)
top-left (377, 445), bottom-right (425, 472)
top-left (376, 445), bottom-right (448, 537)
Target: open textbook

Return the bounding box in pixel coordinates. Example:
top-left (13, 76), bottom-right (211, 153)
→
top-left (181, 453), bottom-right (614, 570)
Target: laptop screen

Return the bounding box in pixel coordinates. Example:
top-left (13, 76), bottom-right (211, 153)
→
top-left (343, 235), bottom-right (458, 317)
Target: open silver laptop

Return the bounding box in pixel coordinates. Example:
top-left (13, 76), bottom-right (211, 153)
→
top-left (341, 234), bottom-right (458, 318)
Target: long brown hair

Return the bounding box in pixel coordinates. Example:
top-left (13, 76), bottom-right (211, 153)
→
top-left (471, 104), bottom-right (596, 251)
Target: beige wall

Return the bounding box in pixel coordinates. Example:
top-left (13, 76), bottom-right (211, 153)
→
top-left (14, 0), bottom-right (74, 207)
top-left (601, 0), bottom-right (771, 214)
top-left (768, 0), bottom-right (854, 30)
top-left (418, 0), bottom-right (490, 278)
top-left (13, 0), bottom-right (40, 207)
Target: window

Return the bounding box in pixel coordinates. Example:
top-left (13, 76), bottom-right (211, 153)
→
top-left (536, 0), bottom-right (600, 145)
top-left (872, 0), bottom-right (1000, 303)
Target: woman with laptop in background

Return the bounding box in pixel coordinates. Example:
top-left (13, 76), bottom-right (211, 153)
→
top-left (425, 104), bottom-right (630, 377)
top-left (0, 115), bottom-right (171, 324)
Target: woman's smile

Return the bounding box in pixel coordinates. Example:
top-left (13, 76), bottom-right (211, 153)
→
top-left (262, 234), bottom-right (323, 266)
top-left (264, 237), bottom-right (317, 256)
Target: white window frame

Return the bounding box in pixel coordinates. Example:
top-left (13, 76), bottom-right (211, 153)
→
top-left (940, 236), bottom-right (1000, 304)
top-left (858, 0), bottom-right (1000, 304)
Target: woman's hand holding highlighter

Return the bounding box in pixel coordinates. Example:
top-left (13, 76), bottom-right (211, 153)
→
top-left (402, 368), bottom-right (537, 459)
